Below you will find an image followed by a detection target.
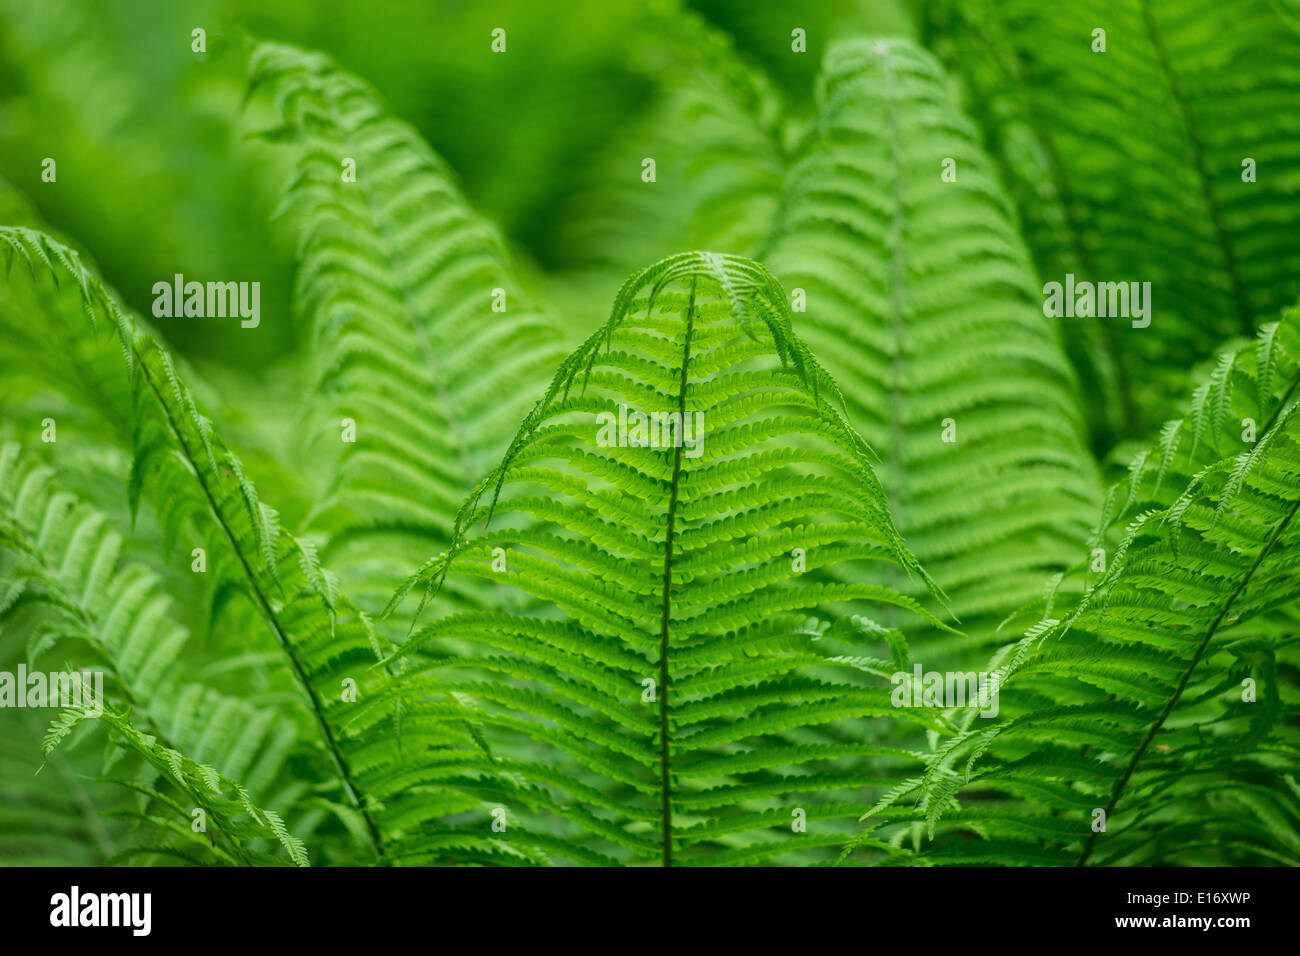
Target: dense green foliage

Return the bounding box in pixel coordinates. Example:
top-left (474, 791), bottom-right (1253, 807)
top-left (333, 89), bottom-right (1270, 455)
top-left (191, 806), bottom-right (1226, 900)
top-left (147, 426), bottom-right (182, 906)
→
top-left (0, 0), bottom-right (1297, 866)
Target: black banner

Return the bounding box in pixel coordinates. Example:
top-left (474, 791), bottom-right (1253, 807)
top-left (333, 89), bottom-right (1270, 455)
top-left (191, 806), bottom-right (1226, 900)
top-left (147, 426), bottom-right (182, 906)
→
top-left (0, 865), bottom-right (1287, 942)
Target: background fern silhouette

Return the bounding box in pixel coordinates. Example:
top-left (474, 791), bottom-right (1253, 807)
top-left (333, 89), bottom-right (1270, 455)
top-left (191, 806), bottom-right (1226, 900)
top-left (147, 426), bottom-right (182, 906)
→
top-left (0, 0), bottom-right (1297, 868)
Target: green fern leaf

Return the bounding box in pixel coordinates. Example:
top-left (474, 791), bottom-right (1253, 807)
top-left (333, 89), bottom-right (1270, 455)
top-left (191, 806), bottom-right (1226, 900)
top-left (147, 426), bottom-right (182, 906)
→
top-left (382, 250), bottom-right (953, 865)
top-left (761, 38), bottom-right (1102, 655)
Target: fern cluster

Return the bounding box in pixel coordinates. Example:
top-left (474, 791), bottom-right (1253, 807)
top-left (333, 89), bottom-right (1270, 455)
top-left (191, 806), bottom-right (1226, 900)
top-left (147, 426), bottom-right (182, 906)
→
top-left (1, 0), bottom-right (1297, 867)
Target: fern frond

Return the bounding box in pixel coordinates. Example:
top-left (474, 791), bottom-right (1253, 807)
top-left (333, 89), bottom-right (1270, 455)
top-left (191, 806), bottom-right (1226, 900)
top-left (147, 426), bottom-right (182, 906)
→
top-left (382, 250), bottom-right (953, 865)
top-left (0, 440), bottom-right (298, 795)
top-left (920, 0), bottom-right (1300, 443)
top-left (0, 226), bottom-right (406, 860)
top-left (1, 224), bottom-right (537, 865)
top-left (762, 38), bottom-right (1102, 655)
top-left (246, 40), bottom-right (567, 617)
top-left (44, 690), bottom-right (308, 866)
top-left (860, 304), bottom-right (1300, 866)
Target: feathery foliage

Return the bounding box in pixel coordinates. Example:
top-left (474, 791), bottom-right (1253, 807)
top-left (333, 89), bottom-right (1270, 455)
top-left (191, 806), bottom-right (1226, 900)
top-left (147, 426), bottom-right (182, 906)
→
top-left (2, 226), bottom-right (405, 863)
top-left (382, 251), bottom-right (953, 865)
top-left (246, 41), bottom-right (567, 621)
top-left (763, 38), bottom-right (1102, 655)
top-left (917, 0), bottom-right (1300, 447)
top-left (0, 441), bottom-right (296, 796)
top-left (1, 2), bottom-right (1297, 869)
top-left (851, 305), bottom-right (1300, 866)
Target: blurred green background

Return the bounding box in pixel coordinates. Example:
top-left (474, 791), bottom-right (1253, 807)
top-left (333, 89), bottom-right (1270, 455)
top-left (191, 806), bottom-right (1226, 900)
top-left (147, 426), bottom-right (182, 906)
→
top-left (6, 0), bottom-right (1299, 472)
top-left (0, 0), bottom-right (913, 370)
